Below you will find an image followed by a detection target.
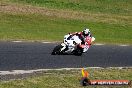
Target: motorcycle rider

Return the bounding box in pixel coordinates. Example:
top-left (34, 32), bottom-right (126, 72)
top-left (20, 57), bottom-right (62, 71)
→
top-left (61, 28), bottom-right (92, 52)
top-left (68, 28), bottom-right (92, 44)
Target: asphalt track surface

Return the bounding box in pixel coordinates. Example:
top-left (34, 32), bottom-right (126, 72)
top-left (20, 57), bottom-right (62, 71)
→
top-left (0, 42), bottom-right (132, 71)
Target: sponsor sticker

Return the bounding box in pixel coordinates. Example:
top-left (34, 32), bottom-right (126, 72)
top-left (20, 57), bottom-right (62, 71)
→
top-left (80, 68), bottom-right (131, 86)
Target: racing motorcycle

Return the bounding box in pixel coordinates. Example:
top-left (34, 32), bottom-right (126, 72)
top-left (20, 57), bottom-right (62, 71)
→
top-left (51, 34), bottom-right (95, 56)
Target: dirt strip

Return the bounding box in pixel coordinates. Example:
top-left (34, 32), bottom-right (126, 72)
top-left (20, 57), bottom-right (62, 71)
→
top-left (0, 2), bottom-right (131, 24)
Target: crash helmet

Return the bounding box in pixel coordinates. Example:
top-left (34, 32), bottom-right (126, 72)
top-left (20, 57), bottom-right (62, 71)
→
top-left (82, 28), bottom-right (90, 37)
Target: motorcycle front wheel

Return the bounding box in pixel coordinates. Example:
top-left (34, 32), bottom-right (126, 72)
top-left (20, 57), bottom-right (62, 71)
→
top-left (51, 44), bottom-right (63, 55)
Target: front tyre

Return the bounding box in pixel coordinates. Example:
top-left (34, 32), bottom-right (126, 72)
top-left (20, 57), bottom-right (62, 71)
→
top-left (51, 44), bottom-right (63, 55)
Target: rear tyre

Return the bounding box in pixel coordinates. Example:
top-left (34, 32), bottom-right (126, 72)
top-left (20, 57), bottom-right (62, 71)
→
top-left (74, 49), bottom-right (82, 56)
top-left (74, 45), bottom-right (83, 56)
top-left (51, 44), bottom-right (63, 55)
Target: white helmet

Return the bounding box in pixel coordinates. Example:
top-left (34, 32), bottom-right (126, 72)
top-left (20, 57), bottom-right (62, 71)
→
top-left (83, 28), bottom-right (90, 36)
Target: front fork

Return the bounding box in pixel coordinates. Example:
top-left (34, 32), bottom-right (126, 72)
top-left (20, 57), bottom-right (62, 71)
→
top-left (60, 43), bottom-right (67, 52)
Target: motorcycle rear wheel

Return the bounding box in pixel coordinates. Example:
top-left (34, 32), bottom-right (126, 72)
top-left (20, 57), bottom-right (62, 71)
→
top-left (73, 46), bottom-right (83, 56)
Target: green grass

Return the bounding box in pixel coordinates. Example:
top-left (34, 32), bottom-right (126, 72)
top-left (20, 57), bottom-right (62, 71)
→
top-left (0, 12), bottom-right (132, 44)
top-left (0, 0), bottom-right (132, 44)
top-left (10, 0), bottom-right (132, 16)
top-left (0, 68), bottom-right (132, 88)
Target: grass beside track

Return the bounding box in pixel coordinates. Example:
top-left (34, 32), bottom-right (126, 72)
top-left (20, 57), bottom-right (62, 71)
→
top-left (10, 0), bottom-right (131, 16)
top-left (0, 68), bottom-right (132, 88)
top-left (0, 12), bottom-right (132, 44)
top-left (0, 0), bottom-right (132, 44)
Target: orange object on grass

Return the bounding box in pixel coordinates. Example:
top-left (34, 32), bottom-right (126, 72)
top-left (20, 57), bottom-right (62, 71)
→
top-left (81, 68), bottom-right (89, 78)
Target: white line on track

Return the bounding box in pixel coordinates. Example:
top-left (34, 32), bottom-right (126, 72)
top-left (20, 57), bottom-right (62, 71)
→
top-left (12, 41), bottom-right (22, 43)
top-left (0, 67), bottom-right (132, 75)
top-left (94, 43), bottom-right (105, 46)
top-left (119, 45), bottom-right (129, 47)
top-left (10, 41), bottom-right (131, 47)
top-left (42, 42), bottom-right (53, 43)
